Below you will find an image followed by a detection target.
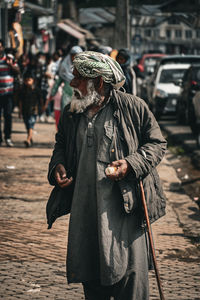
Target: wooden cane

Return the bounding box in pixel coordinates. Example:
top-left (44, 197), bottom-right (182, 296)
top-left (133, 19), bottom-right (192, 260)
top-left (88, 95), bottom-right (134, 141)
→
top-left (139, 180), bottom-right (165, 300)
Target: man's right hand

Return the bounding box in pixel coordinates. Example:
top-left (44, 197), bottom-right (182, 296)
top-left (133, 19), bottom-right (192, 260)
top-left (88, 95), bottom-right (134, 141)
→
top-left (54, 164), bottom-right (73, 188)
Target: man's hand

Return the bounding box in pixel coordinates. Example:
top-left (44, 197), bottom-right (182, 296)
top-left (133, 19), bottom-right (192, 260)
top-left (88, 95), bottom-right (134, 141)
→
top-left (54, 164), bottom-right (73, 188)
top-left (105, 159), bottom-right (131, 181)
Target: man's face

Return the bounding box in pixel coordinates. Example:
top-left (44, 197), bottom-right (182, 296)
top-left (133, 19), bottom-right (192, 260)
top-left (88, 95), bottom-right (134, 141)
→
top-left (24, 77), bottom-right (34, 87)
top-left (116, 55), bottom-right (126, 65)
top-left (69, 68), bottom-right (102, 113)
top-left (70, 68), bottom-right (89, 97)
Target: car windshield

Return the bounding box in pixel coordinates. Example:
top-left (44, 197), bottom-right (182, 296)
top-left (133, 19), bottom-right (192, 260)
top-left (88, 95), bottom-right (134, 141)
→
top-left (159, 69), bottom-right (186, 83)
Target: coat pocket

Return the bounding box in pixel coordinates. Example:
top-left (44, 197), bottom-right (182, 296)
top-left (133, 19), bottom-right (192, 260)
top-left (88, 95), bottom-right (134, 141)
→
top-left (97, 124), bottom-right (114, 163)
top-left (118, 179), bottom-right (139, 214)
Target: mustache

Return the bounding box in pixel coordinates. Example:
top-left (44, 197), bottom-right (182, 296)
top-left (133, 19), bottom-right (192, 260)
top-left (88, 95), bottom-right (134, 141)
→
top-left (70, 80), bottom-right (102, 113)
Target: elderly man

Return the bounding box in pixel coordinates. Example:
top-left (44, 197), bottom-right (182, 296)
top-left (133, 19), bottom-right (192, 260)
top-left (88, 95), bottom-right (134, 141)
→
top-left (47, 51), bottom-right (167, 300)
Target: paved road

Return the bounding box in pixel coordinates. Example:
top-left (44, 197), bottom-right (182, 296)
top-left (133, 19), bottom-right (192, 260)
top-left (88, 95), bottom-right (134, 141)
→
top-left (0, 114), bottom-right (200, 299)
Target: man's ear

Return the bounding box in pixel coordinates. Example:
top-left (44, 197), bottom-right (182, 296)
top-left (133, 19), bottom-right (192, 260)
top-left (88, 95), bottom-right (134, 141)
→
top-left (94, 76), bottom-right (104, 94)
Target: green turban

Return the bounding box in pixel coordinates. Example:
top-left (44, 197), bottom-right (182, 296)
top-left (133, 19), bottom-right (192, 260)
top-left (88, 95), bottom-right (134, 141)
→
top-left (73, 51), bottom-right (126, 89)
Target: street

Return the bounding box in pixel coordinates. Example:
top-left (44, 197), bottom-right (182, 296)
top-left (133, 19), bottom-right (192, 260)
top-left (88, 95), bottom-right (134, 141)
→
top-left (0, 113), bottom-right (200, 300)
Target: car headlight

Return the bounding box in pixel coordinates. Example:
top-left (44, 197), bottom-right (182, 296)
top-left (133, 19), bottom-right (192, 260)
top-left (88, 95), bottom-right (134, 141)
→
top-left (155, 89), bottom-right (168, 98)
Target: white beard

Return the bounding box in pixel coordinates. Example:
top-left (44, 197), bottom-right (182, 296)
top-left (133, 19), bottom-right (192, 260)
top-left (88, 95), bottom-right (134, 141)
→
top-left (69, 80), bottom-right (102, 113)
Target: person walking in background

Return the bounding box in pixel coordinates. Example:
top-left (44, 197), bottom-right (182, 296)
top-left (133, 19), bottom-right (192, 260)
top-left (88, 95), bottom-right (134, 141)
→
top-left (4, 48), bottom-right (21, 111)
top-left (52, 50), bottom-right (62, 76)
top-left (18, 53), bottom-right (30, 79)
top-left (46, 51), bottom-right (167, 300)
top-left (18, 71), bottom-right (43, 147)
top-left (44, 84), bottom-right (62, 130)
top-left (35, 52), bottom-right (49, 122)
top-left (44, 53), bottom-right (56, 122)
top-left (116, 48), bottom-right (137, 95)
top-left (0, 39), bottom-right (19, 147)
top-left (48, 46), bottom-right (83, 113)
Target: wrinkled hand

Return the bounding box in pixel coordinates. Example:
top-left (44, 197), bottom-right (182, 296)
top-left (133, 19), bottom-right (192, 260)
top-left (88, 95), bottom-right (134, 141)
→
top-left (105, 159), bottom-right (131, 181)
top-left (54, 164), bottom-right (73, 188)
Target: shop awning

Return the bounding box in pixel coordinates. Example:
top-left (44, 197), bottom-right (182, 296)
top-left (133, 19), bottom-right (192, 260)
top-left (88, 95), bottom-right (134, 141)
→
top-left (57, 22), bottom-right (85, 40)
top-left (25, 2), bottom-right (54, 16)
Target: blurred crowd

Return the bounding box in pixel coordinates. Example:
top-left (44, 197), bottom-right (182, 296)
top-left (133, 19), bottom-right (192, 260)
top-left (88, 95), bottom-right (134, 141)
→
top-left (0, 40), bottom-right (141, 148)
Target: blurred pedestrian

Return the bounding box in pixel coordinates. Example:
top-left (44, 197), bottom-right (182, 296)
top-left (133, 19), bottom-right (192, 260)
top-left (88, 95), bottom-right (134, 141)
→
top-left (18, 53), bottom-right (30, 79)
top-left (26, 54), bottom-right (37, 77)
top-left (43, 53), bottom-right (55, 122)
top-left (36, 52), bottom-right (49, 122)
top-left (44, 84), bottom-right (62, 130)
top-left (18, 71), bottom-right (43, 147)
top-left (52, 50), bottom-right (62, 77)
top-left (47, 51), bottom-right (167, 300)
top-left (48, 45), bottom-right (83, 112)
top-left (0, 39), bottom-right (20, 147)
top-left (5, 48), bottom-right (21, 111)
top-left (116, 48), bottom-right (137, 95)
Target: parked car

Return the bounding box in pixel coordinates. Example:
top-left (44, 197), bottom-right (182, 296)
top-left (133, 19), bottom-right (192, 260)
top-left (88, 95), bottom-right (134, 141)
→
top-left (147, 63), bottom-right (190, 119)
top-left (155, 55), bottom-right (200, 68)
top-left (135, 53), bottom-right (166, 101)
top-left (176, 64), bottom-right (200, 124)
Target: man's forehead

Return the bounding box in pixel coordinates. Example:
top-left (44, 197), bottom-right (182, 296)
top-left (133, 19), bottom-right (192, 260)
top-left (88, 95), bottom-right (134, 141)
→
top-left (73, 68), bottom-right (79, 76)
top-left (73, 68), bottom-right (87, 79)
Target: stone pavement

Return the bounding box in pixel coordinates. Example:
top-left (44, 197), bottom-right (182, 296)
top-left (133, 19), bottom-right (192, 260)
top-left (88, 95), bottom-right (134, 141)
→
top-left (0, 114), bottom-right (200, 299)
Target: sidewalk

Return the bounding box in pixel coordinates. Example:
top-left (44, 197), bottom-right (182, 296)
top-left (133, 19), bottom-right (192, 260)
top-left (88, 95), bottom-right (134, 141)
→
top-left (159, 118), bottom-right (200, 168)
top-left (0, 115), bottom-right (199, 299)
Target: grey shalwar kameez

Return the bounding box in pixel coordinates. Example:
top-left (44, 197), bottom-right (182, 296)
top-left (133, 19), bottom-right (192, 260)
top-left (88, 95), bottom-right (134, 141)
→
top-left (67, 101), bottom-right (149, 297)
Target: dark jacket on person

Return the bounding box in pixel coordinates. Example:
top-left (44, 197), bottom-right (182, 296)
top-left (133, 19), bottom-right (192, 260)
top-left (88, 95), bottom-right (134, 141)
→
top-left (46, 89), bottom-right (167, 229)
top-left (19, 84), bottom-right (42, 117)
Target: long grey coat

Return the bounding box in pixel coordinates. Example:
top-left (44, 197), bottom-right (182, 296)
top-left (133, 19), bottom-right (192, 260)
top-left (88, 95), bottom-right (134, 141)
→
top-left (46, 89), bottom-right (167, 229)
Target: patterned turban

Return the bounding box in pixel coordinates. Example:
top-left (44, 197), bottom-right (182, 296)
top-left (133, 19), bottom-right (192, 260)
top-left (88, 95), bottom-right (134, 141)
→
top-left (73, 51), bottom-right (126, 89)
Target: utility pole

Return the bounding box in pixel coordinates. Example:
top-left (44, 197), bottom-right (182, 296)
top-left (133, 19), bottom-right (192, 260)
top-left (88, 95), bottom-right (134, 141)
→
top-left (114, 0), bottom-right (130, 49)
top-left (62, 0), bottom-right (78, 22)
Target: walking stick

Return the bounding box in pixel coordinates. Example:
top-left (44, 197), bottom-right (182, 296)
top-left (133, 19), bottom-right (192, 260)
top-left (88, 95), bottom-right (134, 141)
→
top-left (139, 180), bottom-right (165, 300)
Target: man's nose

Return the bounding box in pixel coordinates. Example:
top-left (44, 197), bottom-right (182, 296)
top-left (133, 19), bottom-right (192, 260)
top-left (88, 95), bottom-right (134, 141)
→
top-left (70, 78), bottom-right (75, 87)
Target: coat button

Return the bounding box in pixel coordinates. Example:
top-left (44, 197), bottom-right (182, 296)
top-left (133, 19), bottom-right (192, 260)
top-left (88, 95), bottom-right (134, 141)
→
top-left (124, 203), bottom-right (129, 207)
top-left (111, 148), bottom-right (115, 152)
top-left (123, 189), bottom-right (126, 193)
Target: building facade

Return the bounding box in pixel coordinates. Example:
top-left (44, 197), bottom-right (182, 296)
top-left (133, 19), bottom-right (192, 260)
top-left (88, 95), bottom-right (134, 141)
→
top-left (131, 12), bottom-right (200, 55)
